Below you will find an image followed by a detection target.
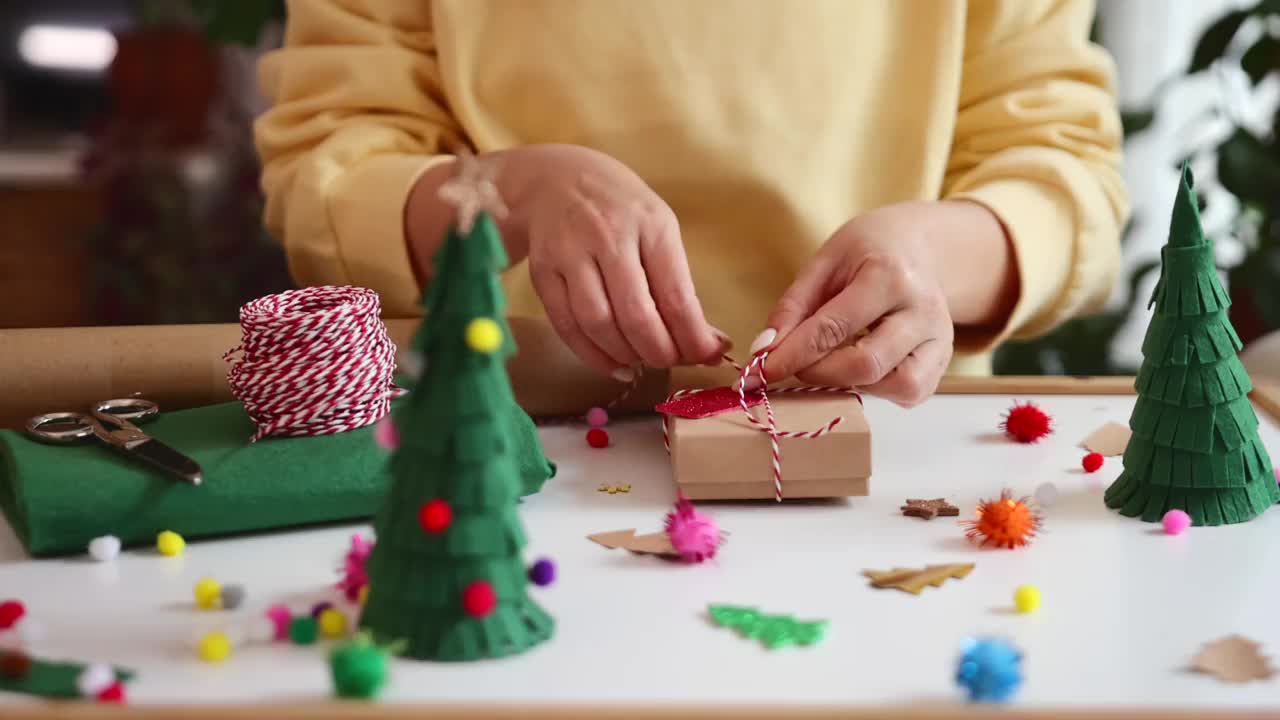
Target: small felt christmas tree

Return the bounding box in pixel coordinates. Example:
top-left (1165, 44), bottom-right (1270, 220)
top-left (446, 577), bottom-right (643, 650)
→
top-left (359, 153), bottom-right (554, 660)
top-left (1104, 164), bottom-right (1279, 525)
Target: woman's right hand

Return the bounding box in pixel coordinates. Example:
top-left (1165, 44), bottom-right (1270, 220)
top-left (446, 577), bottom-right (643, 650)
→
top-left (519, 145), bottom-right (729, 381)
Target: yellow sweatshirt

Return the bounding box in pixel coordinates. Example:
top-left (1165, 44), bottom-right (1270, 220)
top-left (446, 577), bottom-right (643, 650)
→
top-left (254, 0), bottom-right (1128, 375)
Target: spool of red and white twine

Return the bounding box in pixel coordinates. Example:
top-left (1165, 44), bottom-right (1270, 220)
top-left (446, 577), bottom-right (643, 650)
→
top-left (657, 352), bottom-right (860, 502)
top-left (224, 286), bottom-right (405, 442)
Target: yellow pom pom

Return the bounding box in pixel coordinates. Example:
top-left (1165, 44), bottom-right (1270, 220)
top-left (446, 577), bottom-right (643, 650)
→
top-left (357, 585), bottom-right (369, 606)
top-left (319, 607), bottom-right (348, 638)
top-left (465, 318), bottom-right (503, 353)
top-left (193, 577), bottom-right (222, 610)
top-left (156, 530), bottom-right (185, 556)
top-left (198, 631), bottom-right (232, 662)
top-left (1013, 584), bottom-right (1041, 613)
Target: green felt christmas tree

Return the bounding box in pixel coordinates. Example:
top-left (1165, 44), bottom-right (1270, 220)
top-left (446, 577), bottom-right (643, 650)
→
top-left (1104, 164), bottom-right (1279, 526)
top-left (359, 156), bottom-right (554, 661)
top-left (707, 605), bottom-right (827, 649)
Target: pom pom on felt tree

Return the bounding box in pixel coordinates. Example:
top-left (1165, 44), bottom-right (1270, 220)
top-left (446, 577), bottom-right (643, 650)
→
top-left (1082, 452), bottom-right (1104, 473)
top-left (1001, 402), bottom-right (1052, 443)
top-left (465, 317), bottom-right (503, 353)
top-left (586, 428), bottom-right (609, 448)
top-left (156, 530), bottom-right (185, 556)
top-left (528, 558), bottom-right (556, 587)
top-left (417, 500), bottom-right (452, 533)
top-left (461, 581), bottom-right (497, 617)
top-left (664, 492), bottom-right (722, 563)
top-left (330, 633), bottom-right (392, 699)
top-left (88, 535), bottom-right (121, 562)
top-left (964, 489), bottom-right (1042, 549)
top-left (956, 637), bottom-right (1022, 703)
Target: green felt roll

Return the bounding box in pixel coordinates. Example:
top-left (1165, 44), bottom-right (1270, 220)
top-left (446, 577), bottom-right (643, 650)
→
top-left (0, 398), bottom-right (555, 557)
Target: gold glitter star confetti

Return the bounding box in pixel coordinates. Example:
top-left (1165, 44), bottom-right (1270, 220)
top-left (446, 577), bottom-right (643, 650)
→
top-left (900, 498), bottom-right (959, 520)
top-left (597, 483), bottom-right (632, 494)
top-left (437, 148), bottom-right (508, 234)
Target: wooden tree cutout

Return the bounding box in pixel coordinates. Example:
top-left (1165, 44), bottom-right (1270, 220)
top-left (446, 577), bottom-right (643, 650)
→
top-left (1191, 635), bottom-right (1275, 683)
top-left (862, 563), bottom-right (975, 595)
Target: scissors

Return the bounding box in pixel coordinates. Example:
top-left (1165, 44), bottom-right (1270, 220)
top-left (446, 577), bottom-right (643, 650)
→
top-left (25, 398), bottom-right (203, 485)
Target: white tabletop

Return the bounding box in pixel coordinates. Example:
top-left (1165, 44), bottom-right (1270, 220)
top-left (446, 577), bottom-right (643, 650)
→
top-left (3, 391), bottom-right (1280, 712)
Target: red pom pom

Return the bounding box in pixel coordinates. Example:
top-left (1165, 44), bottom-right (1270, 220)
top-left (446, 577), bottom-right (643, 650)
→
top-left (1082, 452), bottom-right (1104, 473)
top-left (1001, 402), bottom-right (1053, 443)
top-left (461, 581), bottom-right (496, 617)
top-left (963, 489), bottom-right (1042, 549)
top-left (417, 500), bottom-right (452, 533)
top-left (0, 601), bottom-right (25, 630)
top-left (586, 428), bottom-right (609, 449)
top-left (96, 682), bottom-right (126, 704)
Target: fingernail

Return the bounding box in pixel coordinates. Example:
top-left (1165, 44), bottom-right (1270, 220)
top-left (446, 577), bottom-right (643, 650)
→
top-left (750, 328), bottom-right (777, 355)
top-left (611, 368), bottom-right (635, 383)
top-left (742, 376), bottom-right (765, 392)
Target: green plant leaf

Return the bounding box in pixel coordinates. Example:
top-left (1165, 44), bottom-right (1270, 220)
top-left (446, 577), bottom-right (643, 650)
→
top-left (189, 0), bottom-right (279, 46)
top-left (1217, 128), bottom-right (1280, 205)
top-left (1189, 9), bottom-right (1250, 73)
top-left (1241, 34), bottom-right (1280, 84)
top-left (1122, 108), bottom-right (1156, 136)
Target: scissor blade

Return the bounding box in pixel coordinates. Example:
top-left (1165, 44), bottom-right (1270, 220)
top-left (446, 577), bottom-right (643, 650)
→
top-left (129, 439), bottom-right (204, 485)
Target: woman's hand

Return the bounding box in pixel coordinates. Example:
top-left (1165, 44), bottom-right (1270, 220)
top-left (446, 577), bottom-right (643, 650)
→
top-left (522, 145), bottom-right (729, 380)
top-left (757, 200), bottom-right (1017, 407)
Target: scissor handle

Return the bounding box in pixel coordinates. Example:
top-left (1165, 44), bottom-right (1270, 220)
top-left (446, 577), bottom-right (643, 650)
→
top-left (25, 412), bottom-right (97, 444)
top-left (91, 398), bottom-right (159, 424)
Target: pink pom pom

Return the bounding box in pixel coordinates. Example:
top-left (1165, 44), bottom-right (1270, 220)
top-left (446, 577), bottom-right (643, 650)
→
top-left (336, 534), bottom-right (374, 602)
top-left (585, 406), bottom-right (609, 427)
top-left (373, 416), bottom-right (399, 450)
top-left (265, 604), bottom-right (292, 641)
top-left (1162, 509), bottom-right (1191, 535)
top-left (664, 492), bottom-right (722, 563)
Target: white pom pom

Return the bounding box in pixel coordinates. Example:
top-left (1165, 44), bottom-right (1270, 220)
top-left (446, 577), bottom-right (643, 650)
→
top-left (76, 663), bottom-right (115, 696)
top-left (88, 535), bottom-right (121, 562)
top-left (1034, 482), bottom-right (1059, 507)
top-left (245, 617), bottom-right (277, 644)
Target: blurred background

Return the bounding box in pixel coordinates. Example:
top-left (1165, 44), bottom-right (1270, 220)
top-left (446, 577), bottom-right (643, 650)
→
top-left (0, 0), bottom-right (1277, 377)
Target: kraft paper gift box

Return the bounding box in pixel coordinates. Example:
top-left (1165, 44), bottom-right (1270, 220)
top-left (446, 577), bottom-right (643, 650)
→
top-left (664, 390), bottom-right (871, 500)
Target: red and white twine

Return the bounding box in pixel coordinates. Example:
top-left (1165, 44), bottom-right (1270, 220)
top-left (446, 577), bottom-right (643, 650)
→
top-left (658, 352), bottom-right (860, 502)
top-left (224, 286), bottom-right (405, 442)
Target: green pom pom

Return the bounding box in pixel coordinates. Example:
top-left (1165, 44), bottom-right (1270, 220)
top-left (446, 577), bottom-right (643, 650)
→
top-left (288, 616), bottom-right (318, 646)
top-left (329, 635), bottom-right (390, 699)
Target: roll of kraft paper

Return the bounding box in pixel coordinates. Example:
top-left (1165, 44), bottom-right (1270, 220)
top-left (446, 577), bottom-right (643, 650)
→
top-left (0, 317), bottom-right (672, 431)
top-left (0, 396), bottom-right (555, 557)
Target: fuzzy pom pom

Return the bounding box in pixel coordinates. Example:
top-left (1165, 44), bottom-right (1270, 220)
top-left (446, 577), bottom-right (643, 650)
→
top-left (96, 682), bottom-right (126, 703)
top-left (586, 428), bottom-right (610, 449)
top-left (1001, 402), bottom-right (1053, 443)
top-left (585, 406), bottom-right (609, 427)
top-left (330, 635), bottom-right (390, 699)
top-left (198, 631), bottom-right (232, 663)
top-left (964, 489), bottom-right (1042, 549)
top-left (664, 492), bottom-right (722, 563)
top-left (373, 416), bottom-right (400, 451)
top-left (194, 578), bottom-right (222, 610)
top-left (220, 584), bottom-right (246, 610)
top-left (0, 600), bottom-right (25, 630)
top-left (956, 637), bottom-right (1022, 703)
top-left (289, 616), bottom-right (319, 645)
top-left (265, 604), bottom-right (292, 641)
top-left (88, 535), bottom-right (121, 562)
top-left (418, 499), bottom-right (453, 533)
top-left (337, 534), bottom-right (374, 603)
top-left (465, 317), bottom-right (504, 353)
top-left (1082, 452), bottom-right (1104, 473)
top-left (319, 608), bottom-right (348, 638)
top-left (1162, 509), bottom-right (1192, 535)
top-left (528, 558), bottom-right (556, 587)
top-left (461, 581), bottom-right (497, 617)
top-left (1013, 585), bottom-right (1040, 613)
top-left (156, 530), bottom-right (185, 556)
top-left (76, 663), bottom-right (114, 696)
top-left (1033, 482), bottom-right (1058, 507)
top-left (311, 601), bottom-right (334, 619)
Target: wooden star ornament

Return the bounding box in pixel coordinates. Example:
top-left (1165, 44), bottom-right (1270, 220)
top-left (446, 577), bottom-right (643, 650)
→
top-left (901, 498), bottom-right (959, 520)
top-left (437, 148), bottom-right (508, 234)
top-left (1191, 635), bottom-right (1275, 683)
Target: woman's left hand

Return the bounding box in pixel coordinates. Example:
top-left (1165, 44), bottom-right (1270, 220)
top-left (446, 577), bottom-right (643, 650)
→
top-left (755, 202), bottom-right (961, 407)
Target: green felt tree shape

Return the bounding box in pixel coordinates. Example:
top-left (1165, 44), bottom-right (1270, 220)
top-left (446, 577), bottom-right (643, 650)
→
top-left (707, 605), bottom-right (827, 649)
top-left (1104, 164), bottom-right (1279, 526)
top-left (359, 154), bottom-right (554, 661)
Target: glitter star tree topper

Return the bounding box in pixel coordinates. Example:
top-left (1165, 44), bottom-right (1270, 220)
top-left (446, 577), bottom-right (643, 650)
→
top-left (359, 150), bottom-right (555, 660)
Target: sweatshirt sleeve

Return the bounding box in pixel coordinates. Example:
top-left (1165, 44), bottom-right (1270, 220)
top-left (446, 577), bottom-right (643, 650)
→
top-left (254, 0), bottom-right (460, 317)
top-left (943, 0), bottom-right (1130, 352)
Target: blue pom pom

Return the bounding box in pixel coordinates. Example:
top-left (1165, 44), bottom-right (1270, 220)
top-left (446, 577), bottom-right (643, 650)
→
top-left (528, 558), bottom-right (556, 587)
top-left (955, 637), bottom-right (1022, 703)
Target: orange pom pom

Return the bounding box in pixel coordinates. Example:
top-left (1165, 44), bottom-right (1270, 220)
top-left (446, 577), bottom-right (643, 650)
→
top-left (964, 489), bottom-right (1041, 549)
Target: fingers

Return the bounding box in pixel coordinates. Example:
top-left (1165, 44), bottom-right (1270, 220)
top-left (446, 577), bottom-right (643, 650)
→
top-left (532, 269), bottom-right (628, 379)
top-left (856, 338), bottom-right (951, 408)
top-left (760, 255), bottom-right (837, 351)
top-left (597, 245), bottom-right (682, 368)
top-left (563, 264), bottom-right (642, 369)
top-left (793, 311), bottom-right (925, 387)
top-left (763, 280), bottom-right (895, 383)
top-left (641, 217), bottom-right (725, 365)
